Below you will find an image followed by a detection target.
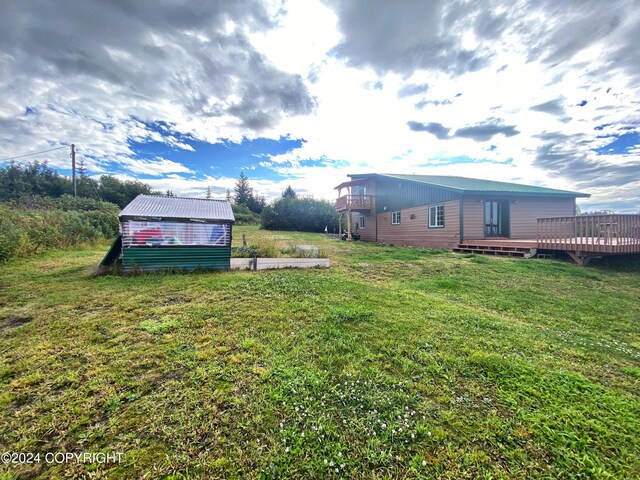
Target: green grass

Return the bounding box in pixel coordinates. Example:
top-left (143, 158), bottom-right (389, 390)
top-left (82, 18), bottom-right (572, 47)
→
top-left (1, 226), bottom-right (639, 479)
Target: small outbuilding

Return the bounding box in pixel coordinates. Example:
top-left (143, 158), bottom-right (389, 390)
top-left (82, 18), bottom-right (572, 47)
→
top-left (102, 194), bottom-right (235, 272)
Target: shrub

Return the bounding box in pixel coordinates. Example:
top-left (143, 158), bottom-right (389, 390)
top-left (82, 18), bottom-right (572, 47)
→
top-left (261, 197), bottom-right (339, 232)
top-left (0, 203), bottom-right (119, 262)
top-left (232, 204), bottom-right (261, 225)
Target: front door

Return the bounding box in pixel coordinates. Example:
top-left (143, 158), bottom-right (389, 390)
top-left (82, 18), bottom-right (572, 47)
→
top-left (485, 200), bottom-right (510, 237)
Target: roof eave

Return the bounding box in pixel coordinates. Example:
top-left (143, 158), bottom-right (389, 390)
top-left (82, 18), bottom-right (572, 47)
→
top-left (460, 191), bottom-right (591, 198)
top-left (120, 214), bottom-right (235, 223)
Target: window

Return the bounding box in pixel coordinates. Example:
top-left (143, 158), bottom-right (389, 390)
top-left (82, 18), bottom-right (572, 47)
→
top-left (392, 211), bottom-right (401, 225)
top-left (429, 205), bottom-right (444, 228)
top-left (122, 220), bottom-right (231, 247)
top-left (359, 215), bottom-right (365, 229)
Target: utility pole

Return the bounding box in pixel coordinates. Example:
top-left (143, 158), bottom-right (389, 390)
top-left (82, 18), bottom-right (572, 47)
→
top-left (71, 143), bottom-right (77, 197)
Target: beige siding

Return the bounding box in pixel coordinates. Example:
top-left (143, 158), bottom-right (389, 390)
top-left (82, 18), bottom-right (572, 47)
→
top-left (376, 200), bottom-right (460, 248)
top-left (510, 197), bottom-right (575, 238)
top-left (462, 197), bottom-right (485, 239)
top-left (463, 195), bottom-right (576, 240)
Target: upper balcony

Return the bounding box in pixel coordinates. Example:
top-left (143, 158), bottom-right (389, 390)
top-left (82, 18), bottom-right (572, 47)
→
top-left (336, 195), bottom-right (373, 212)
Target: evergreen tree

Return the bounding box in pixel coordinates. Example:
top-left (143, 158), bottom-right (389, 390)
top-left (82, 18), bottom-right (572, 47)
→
top-left (282, 185), bottom-right (297, 199)
top-left (225, 188), bottom-right (232, 203)
top-left (165, 190), bottom-right (175, 197)
top-left (77, 160), bottom-right (87, 178)
top-left (206, 185), bottom-right (212, 199)
top-left (234, 171), bottom-right (252, 206)
top-left (247, 193), bottom-right (266, 214)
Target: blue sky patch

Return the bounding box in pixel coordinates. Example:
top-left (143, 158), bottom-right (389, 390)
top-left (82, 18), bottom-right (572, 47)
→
top-left (594, 132), bottom-right (640, 155)
top-left (127, 134), bottom-right (305, 180)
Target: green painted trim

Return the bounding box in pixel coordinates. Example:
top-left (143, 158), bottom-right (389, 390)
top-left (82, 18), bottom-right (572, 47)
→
top-left (123, 246), bottom-right (231, 272)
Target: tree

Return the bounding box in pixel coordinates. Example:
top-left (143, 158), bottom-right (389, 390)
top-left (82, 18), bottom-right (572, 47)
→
top-left (225, 188), bottom-right (232, 203)
top-left (77, 160), bottom-right (87, 178)
top-left (261, 197), bottom-right (339, 232)
top-left (234, 171), bottom-right (252, 206)
top-left (247, 193), bottom-right (266, 214)
top-left (165, 190), bottom-right (175, 197)
top-left (206, 185), bottom-right (212, 199)
top-left (282, 185), bottom-right (297, 199)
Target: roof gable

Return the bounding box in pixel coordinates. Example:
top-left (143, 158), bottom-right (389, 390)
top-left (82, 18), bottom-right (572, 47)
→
top-left (120, 195), bottom-right (235, 222)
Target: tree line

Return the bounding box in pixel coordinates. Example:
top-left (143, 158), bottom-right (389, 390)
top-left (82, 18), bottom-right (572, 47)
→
top-left (0, 161), bottom-right (154, 208)
top-left (0, 161), bottom-right (339, 233)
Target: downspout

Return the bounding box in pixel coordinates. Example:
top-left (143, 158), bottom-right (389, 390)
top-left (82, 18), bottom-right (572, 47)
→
top-left (375, 210), bottom-right (378, 243)
top-left (459, 196), bottom-right (464, 244)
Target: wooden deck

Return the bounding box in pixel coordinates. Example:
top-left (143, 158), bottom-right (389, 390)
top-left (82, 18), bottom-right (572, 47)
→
top-left (458, 214), bottom-right (640, 265)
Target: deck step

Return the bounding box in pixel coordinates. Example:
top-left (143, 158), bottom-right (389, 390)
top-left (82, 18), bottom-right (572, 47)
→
top-left (454, 244), bottom-right (537, 258)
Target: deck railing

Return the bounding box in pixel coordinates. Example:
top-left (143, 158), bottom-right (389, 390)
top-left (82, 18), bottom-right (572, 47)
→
top-left (336, 195), bottom-right (373, 211)
top-left (537, 214), bottom-right (640, 254)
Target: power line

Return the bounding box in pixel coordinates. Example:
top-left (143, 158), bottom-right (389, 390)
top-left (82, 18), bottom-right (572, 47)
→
top-left (0, 145), bottom-right (68, 162)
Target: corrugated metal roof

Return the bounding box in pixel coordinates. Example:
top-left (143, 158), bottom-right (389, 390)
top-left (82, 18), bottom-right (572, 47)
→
top-left (120, 195), bottom-right (235, 222)
top-left (348, 174), bottom-right (590, 197)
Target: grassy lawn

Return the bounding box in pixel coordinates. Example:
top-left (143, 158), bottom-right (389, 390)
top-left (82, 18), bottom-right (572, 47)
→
top-left (1, 225), bottom-right (639, 479)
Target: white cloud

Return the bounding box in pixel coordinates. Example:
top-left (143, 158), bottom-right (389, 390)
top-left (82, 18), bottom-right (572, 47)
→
top-left (0, 0), bottom-right (639, 211)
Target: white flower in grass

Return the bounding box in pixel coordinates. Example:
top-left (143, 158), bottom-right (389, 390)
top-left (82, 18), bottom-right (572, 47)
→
top-left (428, 431), bottom-right (432, 436)
top-left (330, 461), bottom-right (334, 467)
top-left (411, 433), bottom-right (415, 439)
top-left (422, 460), bottom-right (427, 466)
top-left (285, 447), bottom-right (290, 453)
top-left (382, 423), bottom-right (386, 428)
top-left (301, 432), bottom-right (305, 437)
top-left (341, 464), bottom-right (345, 469)
top-left (335, 468), bottom-right (339, 473)
top-left (324, 459), bottom-right (328, 464)
top-left (338, 452), bottom-right (342, 457)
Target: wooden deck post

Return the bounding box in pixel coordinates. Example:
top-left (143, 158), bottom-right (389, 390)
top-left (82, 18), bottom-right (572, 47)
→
top-left (338, 212), bottom-right (342, 239)
top-left (566, 251), bottom-right (593, 267)
top-left (346, 209), bottom-right (352, 241)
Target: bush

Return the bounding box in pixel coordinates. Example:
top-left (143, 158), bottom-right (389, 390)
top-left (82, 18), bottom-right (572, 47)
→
top-left (0, 203), bottom-right (119, 262)
top-left (232, 238), bottom-right (280, 258)
top-left (261, 197), bottom-right (339, 232)
top-left (232, 204), bottom-right (261, 225)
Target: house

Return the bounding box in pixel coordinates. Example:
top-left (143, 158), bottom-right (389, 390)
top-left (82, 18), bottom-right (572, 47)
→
top-left (101, 194), bottom-right (235, 272)
top-left (335, 173), bottom-right (589, 249)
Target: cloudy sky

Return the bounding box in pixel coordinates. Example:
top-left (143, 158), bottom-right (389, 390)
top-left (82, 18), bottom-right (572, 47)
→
top-left (1, 0), bottom-right (639, 211)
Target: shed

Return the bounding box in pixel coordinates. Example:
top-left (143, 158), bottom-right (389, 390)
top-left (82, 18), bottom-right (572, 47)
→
top-left (104, 194), bottom-right (235, 272)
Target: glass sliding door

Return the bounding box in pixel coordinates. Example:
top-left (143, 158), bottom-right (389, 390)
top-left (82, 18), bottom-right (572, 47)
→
top-left (484, 200), bottom-right (510, 237)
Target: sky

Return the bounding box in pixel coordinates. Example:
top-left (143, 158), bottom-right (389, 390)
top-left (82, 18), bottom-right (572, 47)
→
top-left (1, 0), bottom-right (639, 211)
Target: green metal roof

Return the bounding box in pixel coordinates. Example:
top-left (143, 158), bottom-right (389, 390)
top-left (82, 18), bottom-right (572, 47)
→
top-left (349, 174), bottom-right (590, 198)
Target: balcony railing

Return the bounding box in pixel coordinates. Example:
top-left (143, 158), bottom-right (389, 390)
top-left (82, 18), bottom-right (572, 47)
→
top-left (537, 214), bottom-right (640, 254)
top-left (336, 195), bottom-right (373, 211)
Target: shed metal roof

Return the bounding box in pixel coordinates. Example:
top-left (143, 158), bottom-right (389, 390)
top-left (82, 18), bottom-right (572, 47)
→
top-left (120, 195), bottom-right (235, 222)
top-left (348, 174), bottom-right (590, 198)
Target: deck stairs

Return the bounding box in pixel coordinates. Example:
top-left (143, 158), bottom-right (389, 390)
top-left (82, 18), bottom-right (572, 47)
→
top-left (453, 242), bottom-right (537, 258)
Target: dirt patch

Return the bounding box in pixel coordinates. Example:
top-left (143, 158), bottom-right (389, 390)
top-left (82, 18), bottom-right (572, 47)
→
top-left (0, 314), bottom-right (33, 331)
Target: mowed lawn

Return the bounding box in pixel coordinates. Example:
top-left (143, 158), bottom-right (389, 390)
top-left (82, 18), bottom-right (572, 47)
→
top-left (1, 226), bottom-right (639, 479)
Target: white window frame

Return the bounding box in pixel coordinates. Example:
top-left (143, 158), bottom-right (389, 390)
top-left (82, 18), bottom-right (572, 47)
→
top-left (359, 215), bottom-right (365, 229)
top-left (428, 205), bottom-right (445, 228)
top-left (391, 211), bottom-right (401, 225)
